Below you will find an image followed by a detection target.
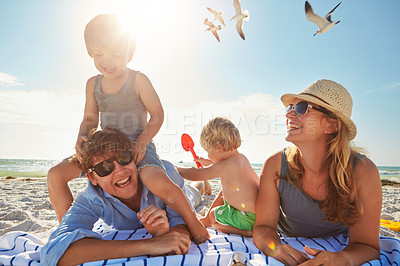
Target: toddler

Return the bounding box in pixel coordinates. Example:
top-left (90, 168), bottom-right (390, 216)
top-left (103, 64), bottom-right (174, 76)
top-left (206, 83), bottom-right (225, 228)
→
top-left (177, 117), bottom-right (260, 237)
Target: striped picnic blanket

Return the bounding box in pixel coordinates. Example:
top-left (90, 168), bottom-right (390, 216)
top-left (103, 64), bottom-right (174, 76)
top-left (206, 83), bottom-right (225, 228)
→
top-left (0, 226), bottom-right (399, 265)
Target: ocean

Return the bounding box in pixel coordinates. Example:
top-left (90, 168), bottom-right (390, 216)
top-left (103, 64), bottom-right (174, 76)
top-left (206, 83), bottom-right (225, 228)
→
top-left (0, 159), bottom-right (399, 183)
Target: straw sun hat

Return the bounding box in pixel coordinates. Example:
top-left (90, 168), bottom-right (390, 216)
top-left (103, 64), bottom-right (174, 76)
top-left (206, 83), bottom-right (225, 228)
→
top-left (281, 79), bottom-right (357, 140)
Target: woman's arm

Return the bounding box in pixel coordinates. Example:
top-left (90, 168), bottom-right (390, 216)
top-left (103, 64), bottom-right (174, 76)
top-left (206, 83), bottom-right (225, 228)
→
top-left (253, 152), bottom-right (309, 265)
top-left (346, 157), bottom-right (381, 254)
top-left (301, 157), bottom-right (382, 265)
top-left (58, 231), bottom-right (191, 266)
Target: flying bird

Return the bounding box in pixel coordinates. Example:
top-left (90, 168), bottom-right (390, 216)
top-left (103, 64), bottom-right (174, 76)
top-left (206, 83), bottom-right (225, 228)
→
top-left (207, 7), bottom-right (226, 27)
top-left (231, 0), bottom-right (249, 40)
top-left (305, 1), bottom-right (342, 36)
top-left (204, 18), bottom-right (222, 42)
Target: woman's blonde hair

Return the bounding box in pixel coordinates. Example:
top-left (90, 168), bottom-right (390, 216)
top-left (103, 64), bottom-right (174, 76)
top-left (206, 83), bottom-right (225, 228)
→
top-left (200, 117), bottom-right (241, 151)
top-left (285, 113), bottom-right (363, 226)
top-left (84, 14), bottom-right (136, 61)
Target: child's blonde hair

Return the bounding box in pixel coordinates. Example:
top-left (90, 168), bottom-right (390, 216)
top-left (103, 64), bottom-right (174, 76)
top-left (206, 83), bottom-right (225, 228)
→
top-left (200, 117), bottom-right (241, 151)
top-left (84, 14), bottom-right (136, 61)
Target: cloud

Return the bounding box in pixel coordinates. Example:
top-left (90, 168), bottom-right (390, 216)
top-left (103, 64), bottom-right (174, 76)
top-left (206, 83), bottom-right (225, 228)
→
top-left (362, 82), bottom-right (400, 96)
top-left (155, 93), bottom-right (288, 163)
top-left (0, 89), bottom-right (83, 129)
top-left (0, 72), bottom-right (24, 87)
top-left (383, 82), bottom-right (400, 91)
top-left (0, 89), bottom-right (84, 159)
top-left (0, 90), bottom-right (288, 162)
top-left (157, 93), bottom-right (285, 136)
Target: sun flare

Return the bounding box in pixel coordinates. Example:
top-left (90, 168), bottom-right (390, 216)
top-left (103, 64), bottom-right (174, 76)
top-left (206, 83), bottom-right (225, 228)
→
top-left (95, 0), bottom-right (190, 43)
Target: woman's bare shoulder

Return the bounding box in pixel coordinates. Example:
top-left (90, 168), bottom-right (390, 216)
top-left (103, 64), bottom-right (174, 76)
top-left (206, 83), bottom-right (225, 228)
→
top-left (354, 156), bottom-right (380, 188)
top-left (263, 151), bottom-right (282, 169)
top-left (261, 151), bottom-right (282, 182)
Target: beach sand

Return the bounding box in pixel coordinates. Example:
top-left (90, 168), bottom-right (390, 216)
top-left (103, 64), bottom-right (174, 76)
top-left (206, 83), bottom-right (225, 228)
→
top-left (0, 177), bottom-right (399, 242)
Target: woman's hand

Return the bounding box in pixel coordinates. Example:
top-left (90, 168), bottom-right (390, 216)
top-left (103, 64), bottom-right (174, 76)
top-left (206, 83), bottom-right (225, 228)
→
top-left (299, 246), bottom-right (351, 265)
top-left (272, 244), bottom-right (310, 265)
top-left (138, 205), bottom-right (169, 236)
top-left (132, 141), bottom-right (147, 164)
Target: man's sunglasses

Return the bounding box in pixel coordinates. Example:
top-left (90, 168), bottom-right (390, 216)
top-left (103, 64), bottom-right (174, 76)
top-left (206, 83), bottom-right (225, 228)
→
top-left (87, 149), bottom-right (133, 177)
top-left (286, 101), bottom-right (330, 117)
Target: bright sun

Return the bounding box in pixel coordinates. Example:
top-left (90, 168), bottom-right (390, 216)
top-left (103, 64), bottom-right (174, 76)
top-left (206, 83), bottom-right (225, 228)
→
top-left (95, 0), bottom-right (186, 42)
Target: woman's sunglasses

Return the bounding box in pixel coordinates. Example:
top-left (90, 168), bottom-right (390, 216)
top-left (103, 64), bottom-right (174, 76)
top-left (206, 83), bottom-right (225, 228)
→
top-left (286, 101), bottom-right (330, 117)
top-left (87, 149), bottom-right (133, 177)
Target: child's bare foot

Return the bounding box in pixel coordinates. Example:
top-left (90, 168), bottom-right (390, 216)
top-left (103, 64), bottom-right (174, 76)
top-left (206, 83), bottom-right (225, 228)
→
top-left (188, 218), bottom-right (210, 244)
top-left (192, 181), bottom-right (205, 196)
top-left (204, 181), bottom-right (212, 195)
top-left (192, 181), bottom-right (212, 196)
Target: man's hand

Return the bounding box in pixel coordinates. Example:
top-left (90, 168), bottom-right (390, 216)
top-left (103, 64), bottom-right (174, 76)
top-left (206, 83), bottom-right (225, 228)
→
top-left (138, 205), bottom-right (169, 236)
top-left (146, 231), bottom-right (191, 256)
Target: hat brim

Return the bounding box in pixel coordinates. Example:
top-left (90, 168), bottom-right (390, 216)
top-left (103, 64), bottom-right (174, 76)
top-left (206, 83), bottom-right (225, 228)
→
top-left (281, 93), bottom-right (357, 140)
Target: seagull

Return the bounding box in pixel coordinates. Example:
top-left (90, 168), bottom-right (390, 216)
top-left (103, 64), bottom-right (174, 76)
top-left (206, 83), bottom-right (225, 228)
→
top-left (204, 18), bottom-right (222, 42)
top-left (207, 7), bottom-right (226, 27)
top-left (231, 0), bottom-right (249, 40)
top-left (305, 1), bottom-right (341, 36)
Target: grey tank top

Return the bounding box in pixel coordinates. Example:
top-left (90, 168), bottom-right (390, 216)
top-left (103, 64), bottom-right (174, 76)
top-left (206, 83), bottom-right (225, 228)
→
top-left (277, 150), bottom-right (350, 237)
top-left (94, 70), bottom-right (147, 140)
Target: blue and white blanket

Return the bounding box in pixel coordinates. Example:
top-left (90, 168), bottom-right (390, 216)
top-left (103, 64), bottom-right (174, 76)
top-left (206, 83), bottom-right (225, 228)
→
top-left (0, 226), bottom-right (399, 265)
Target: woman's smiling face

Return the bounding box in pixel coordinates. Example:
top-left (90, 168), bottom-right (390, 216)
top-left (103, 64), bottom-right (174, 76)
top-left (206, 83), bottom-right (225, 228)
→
top-left (285, 98), bottom-right (332, 144)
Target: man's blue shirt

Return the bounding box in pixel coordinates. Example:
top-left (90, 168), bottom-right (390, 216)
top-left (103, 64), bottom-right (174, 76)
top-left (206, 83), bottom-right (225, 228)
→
top-left (40, 160), bottom-right (186, 265)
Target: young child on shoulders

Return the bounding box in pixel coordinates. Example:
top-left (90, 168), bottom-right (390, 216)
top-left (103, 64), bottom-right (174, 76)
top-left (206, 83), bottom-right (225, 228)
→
top-left (47, 14), bottom-right (208, 244)
top-left (177, 117), bottom-right (260, 237)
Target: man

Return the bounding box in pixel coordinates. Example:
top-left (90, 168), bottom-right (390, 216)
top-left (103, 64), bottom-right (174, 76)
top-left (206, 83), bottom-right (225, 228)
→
top-left (41, 128), bottom-right (192, 265)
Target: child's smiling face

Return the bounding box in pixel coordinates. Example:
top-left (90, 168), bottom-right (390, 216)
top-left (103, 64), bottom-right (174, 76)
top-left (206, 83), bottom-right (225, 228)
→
top-left (84, 14), bottom-right (136, 79)
top-left (91, 44), bottom-right (131, 80)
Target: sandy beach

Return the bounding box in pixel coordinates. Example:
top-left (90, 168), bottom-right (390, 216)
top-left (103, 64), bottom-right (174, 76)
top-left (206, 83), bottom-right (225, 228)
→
top-left (0, 177), bottom-right (399, 243)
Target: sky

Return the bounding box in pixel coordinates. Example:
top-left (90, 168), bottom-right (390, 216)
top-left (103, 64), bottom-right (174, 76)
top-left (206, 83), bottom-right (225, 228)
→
top-left (0, 0), bottom-right (399, 166)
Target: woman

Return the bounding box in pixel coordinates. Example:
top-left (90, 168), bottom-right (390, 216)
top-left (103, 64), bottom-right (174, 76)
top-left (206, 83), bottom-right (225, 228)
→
top-left (253, 79), bottom-right (382, 265)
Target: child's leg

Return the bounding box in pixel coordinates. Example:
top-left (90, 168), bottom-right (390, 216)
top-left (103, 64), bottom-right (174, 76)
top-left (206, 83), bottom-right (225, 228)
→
top-left (47, 157), bottom-right (82, 222)
top-left (140, 166), bottom-right (210, 244)
top-left (209, 207), bottom-right (253, 237)
top-left (200, 190), bottom-right (223, 227)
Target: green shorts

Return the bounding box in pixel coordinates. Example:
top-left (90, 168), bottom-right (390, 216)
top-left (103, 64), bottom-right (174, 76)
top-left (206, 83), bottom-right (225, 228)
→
top-left (214, 201), bottom-right (256, 231)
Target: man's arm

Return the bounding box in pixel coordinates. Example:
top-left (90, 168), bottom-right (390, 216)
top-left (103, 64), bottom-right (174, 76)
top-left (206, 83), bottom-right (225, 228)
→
top-left (47, 78), bottom-right (99, 222)
top-left (58, 231), bottom-right (191, 266)
top-left (40, 191), bottom-right (104, 266)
